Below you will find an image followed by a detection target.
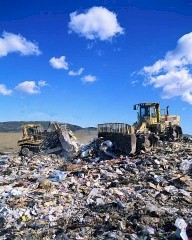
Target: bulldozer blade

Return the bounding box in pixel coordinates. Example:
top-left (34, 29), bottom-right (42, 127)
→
top-left (58, 129), bottom-right (75, 152)
top-left (98, 132), bottom-right (137, 155)
top-left (44, 146), bottom-right (63, 154)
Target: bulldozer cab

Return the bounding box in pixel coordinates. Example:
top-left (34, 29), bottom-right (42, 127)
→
top-left (21, 124), bottom-right (43, 140)
top-left (133, 102), bottom-right (161, 126)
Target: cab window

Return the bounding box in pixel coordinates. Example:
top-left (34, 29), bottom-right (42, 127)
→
top-left (140, 107), bottom-right (150, 117)
top-left (151, 107), bottom-right (156, 117)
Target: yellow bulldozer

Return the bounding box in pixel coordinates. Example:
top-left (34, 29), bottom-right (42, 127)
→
top-left (98, 102), bottom-right (182, 154)
top-left (17, 122), bottom-right (79, 157)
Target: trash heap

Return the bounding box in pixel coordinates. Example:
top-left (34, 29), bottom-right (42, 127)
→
top-left (0, 140), bottom-right (192, 240)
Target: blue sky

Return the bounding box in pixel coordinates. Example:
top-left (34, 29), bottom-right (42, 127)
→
top-left (0, 0), bottom-right (192, 133)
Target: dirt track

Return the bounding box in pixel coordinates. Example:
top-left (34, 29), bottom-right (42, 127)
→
top-left (0, 132), bottom-right (21, 153)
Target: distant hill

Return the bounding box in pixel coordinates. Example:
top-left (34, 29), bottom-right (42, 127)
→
top-left (183, 133), bottom-right (192, 138)
top-left (0, 121), bottom-right (97, 133)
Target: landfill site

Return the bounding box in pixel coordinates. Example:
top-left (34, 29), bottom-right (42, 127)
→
top-left (0, 102), bottom-right (192, 240)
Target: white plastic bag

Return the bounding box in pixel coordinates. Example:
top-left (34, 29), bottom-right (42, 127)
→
top-left (175, 218), bottom-right (188, 240)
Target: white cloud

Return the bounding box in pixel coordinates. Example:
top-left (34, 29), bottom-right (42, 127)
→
top-left (0, 84), bottom-right (12, 95)
top-left (15, 80), bottom-right (48, 94)
top-left (81, 75), bottom-right (96, 83)
top-left (38, 80), bottom-right (48, 87)
top-left (68, 6), bottom-right (124, 41)
top-left (49, 56), bottom-right (68, 70)
top-left (131, 80), bottom-right (138, 86)
top-left (0, 31), bottom-right (41, 57)
top-left (141, 32), bottom-right (192, 104)
top-left (68, 67), bottom-right (84, 76)
top-left (15, 81), bottom-right (40, 94)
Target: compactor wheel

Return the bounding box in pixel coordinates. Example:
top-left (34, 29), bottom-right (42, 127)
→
top-left (21, 147), bottom-right (32, 157)
top-left (174, 126), bottom-right (183, 140)
top-left (168, 126), bottom-right (183, 141)
top-left (143, 137), bottom-right (152, 152)
top-left (172, 129), bottom-right (178, 140)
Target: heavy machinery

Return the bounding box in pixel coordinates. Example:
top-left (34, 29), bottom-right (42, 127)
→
top-left (17, 122), bottom-right (79, 157)
top-left (98, 102), bottom-right (183, 154)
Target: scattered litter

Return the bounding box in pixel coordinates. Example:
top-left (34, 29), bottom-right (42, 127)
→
top-left (0, 139), bottom-right (191, 239)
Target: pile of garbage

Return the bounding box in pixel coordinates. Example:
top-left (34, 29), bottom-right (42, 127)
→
top-left (0, 140), bottom-right (191, 239)
top-left (77, 138), bottom-right (119, 160)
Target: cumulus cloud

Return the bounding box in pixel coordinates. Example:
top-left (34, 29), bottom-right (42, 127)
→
top-left (0, 84), bottom-right (12, 95)
top-left (141, 32), bottom-right (192, 104)
top-left (68, 67), bottom-right (84, 76)
top-left (15, 80), bottom-right (48, 94)
top-left (15, 81), bottom-right (40, 94)
top-left (0, 31), bottom-right (41, 57)
top-left (49, 56), bottom-right (68, 70)
top-left (81, 75), bottom-right (96, 83)
top-left (68, 6), bottom-right (124, 41)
